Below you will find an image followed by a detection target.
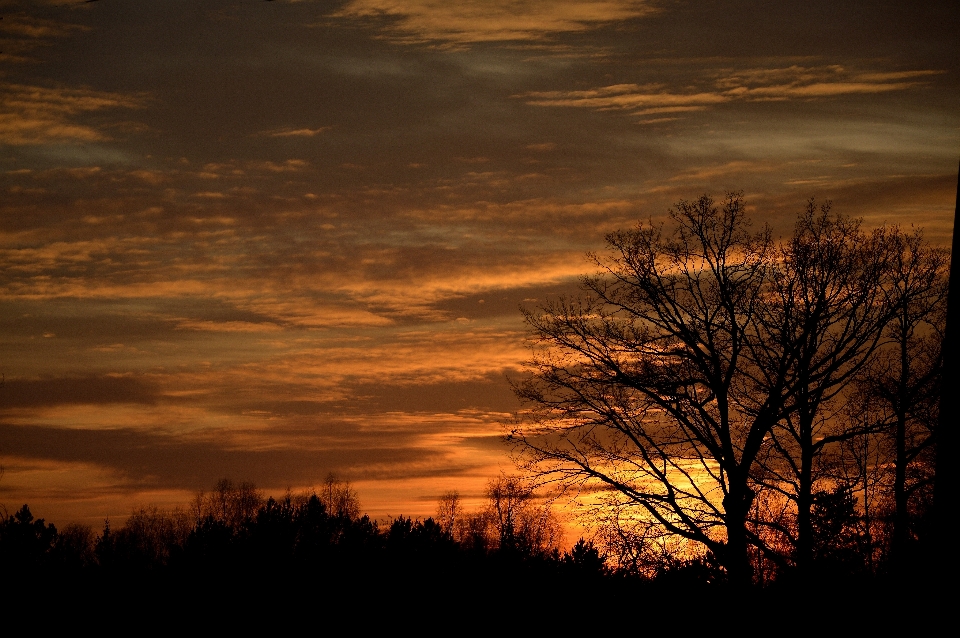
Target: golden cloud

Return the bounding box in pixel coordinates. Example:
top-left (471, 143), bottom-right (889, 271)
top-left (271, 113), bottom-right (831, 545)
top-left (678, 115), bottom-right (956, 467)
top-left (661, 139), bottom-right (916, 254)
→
top-left (263, 127), bottom-right (331, 137)
top-left (247, 326), bottom-right (529, 387)
top-left (519, 66), bottom-right (943, 119)
top-left (521, 84), bottom-right (729, 110)
top-left (0, 83), bottom-right (144, 145)
top-left (173, 320), bottom-right (284, 333)
top-left (333, 0), bottom-right (653, 45)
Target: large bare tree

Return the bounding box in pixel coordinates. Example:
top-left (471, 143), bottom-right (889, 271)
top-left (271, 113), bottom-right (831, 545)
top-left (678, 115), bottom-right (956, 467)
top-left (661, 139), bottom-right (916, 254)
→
top-left (513, 193), bottom-right (937, 583)
top-left (514, 193), bottom-right (782, 585)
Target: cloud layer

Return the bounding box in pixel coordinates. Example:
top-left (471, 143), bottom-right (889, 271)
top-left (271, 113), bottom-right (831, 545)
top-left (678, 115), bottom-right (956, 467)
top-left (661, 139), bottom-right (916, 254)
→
top-left (0, 0), bottom-right (956, 527)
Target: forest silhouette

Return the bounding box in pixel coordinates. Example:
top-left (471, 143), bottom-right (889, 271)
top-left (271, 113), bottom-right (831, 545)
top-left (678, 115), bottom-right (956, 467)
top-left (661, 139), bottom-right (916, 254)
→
top-left (1, 192), bottom-right (952, 620)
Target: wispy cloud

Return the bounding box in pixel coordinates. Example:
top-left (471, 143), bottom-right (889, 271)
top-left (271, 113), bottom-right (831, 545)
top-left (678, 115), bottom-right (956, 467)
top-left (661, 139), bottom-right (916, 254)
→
top-left (0, 13), bottom-right (87, 39)
top-left (519, 66), bottom-right (942, 120)
top-left (0, 83), bottom-right (143, 145)
top-left (173, 320), bottom-right (284, 333)
top-left (0, 12), bottom-right (88, 63)
top-left (521, 83), bottom-right (727, 110)
top-left (333, 0), bottom-right (654, 45)
top-left (261, 127), bottom-right (331, 137)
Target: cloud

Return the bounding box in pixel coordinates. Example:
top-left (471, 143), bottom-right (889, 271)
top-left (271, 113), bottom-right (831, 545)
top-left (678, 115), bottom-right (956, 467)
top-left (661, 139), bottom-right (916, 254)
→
top-left (262, 127), bottom-right (331, 137)
top-left (0, 12), bottom-right (88, 64)
top-left (667, 161), bottom-right (779, 183)
top-left (255, 159), bottom-right (310, 172)
top-left (0, 13), bottom-right (87, 39)
top-left (319, 251), bottom-right (590, 319)
top-left (810, 172), bottom-right (958, 244)
top-left (293, 326), bottom-right (530, 386)
top-left (333, 0), bottom-right (654, 45)
top-left (173, 320), bottom-right (284, 333)
top-left (519, 66), bottom-right (943, 119)
top-left (0, 375), bottom-right (159, 409)
top-left (357, 374), bottom-right (520, 413)
top-left (0, 422), bottom-right (449, 491)
top-left (520, 83), bottom-right (727, 110)
top-left (0, 0), bottom-right (954, 529)
top-left (0, 83), bottom-right (144, 145)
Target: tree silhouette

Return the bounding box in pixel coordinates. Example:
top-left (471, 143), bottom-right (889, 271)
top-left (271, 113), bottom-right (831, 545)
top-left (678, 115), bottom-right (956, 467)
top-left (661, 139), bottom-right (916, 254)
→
top-left (933, 162), bottom-right (959, 572)
top-left (318, 474), bottom-right (361, 520)
top-left (0, 504), bottom-right (57, 569)
top-left (512, 193), bottom-right (944, 584)
top-left (483, 474), bottom-right (562, 555)
top-left (435, 490), bottom-right (464, 541)
top-left (852, 228), bottom-right (947, 571)
top-left (51, 523), bottom-right (96, 570)
top-left (514, 193), bottom-right (782, 586)
top-left (751, 203), bottom-right (899, 575)
top-left (198, 479), bottom-right (264, 531)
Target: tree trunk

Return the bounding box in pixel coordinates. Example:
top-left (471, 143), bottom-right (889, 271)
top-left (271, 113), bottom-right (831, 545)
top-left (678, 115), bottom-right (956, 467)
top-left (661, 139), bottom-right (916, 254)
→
top-left (893, 406), bottom-right (909, 569)
top-left (892, 316), bottom-right (910, 570)
top-left (794, 391), bottom-right (815, 576)
top-left (723, 471), bottom-right (755, 587)
top-left (933, 160), bottom-right (958, 572)
top-left (796, 424), bottom-right (814, 575)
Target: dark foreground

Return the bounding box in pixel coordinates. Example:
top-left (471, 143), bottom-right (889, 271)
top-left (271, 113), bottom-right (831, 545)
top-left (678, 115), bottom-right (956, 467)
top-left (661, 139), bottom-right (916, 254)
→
top-left (1, 498), bottom-right (946, 630)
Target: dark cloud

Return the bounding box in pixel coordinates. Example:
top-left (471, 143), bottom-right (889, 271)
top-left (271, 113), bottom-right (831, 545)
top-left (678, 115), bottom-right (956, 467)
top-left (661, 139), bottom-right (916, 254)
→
top-left (433, 282), bottom-right (585, 321)
top-left (0, 421), bottom-right (453, 491)
top-left (353, 374), bottom-right (520, 413)
top-left (0, 375), bottom-right (158, 408)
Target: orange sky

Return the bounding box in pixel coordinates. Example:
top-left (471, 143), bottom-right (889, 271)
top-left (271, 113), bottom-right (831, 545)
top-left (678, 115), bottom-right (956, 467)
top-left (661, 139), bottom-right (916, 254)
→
top-left (0, 0), bottom-right (957, 529)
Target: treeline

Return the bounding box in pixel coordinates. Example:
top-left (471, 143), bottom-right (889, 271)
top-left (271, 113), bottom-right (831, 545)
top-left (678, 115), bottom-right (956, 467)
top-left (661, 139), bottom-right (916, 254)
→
top-left (0, 476), bottom-right (626, 598)
top-left (4, 474), bottom-right (920, 592)
top-left (5, 484), bottom-right (929, 626)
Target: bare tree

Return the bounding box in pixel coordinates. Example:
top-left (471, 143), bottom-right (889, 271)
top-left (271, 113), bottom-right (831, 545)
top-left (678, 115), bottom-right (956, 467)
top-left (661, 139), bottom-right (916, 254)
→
top-left (484, 473), bottom-right (561, 554)
top-left (318, 474), bottom-right (361, 519)
top-left (852, 228), bottom-right (947, 569)
top-left (514, 193), bottom-right (781, 586)
top-left (436, 490), bottom-right (463, 540)
top-left (513, 193), bottom-right (936, 583)
top-left (53, 522), bottom-right (96, 568)
top-left (110, 505), bottom-right (194, 568)
top-left (196, 478), bottom-right (264, 530)
top-left (592, 503), bottom-right (693, 577)
top-left (933, 164), bottom-right (958, 563)
top-left (432, 478), bottom-right (560, 553)
top-left (751, 203), bottom-right (897, 574)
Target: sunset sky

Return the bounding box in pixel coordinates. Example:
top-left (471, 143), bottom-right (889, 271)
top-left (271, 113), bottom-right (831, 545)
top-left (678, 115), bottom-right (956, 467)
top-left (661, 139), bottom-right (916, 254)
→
top-left (1, 0), bottom-right (957, 527)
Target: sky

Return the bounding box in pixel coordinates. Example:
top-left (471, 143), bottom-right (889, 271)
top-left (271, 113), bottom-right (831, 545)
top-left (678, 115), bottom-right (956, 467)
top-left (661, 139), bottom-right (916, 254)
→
top-left (0, 0), bottom-right (957, 528)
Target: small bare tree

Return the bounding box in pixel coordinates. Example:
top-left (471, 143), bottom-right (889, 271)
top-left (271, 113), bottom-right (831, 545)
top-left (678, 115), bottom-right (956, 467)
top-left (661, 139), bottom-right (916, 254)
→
top-left (194, 478), bottom-right (264, 530)
top-left (436, 490), bottom-right (463, 540)
top-left (484, 474), bottom-right (561, 554)
top-left (318, 474), bottom-right (361, 519)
